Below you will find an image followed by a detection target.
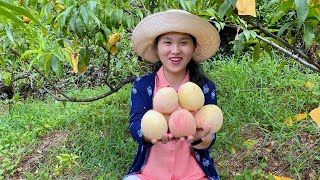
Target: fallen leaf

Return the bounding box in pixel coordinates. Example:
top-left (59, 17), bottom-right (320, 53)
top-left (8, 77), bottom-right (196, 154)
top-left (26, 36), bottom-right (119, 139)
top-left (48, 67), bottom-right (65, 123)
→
top-left (309, 107), bottom-right (320, 127)
top-left (272, 175), bottom-right (294, 180)
top-left (286, 113), bottom-right (307, 126)
top-left (71, 52), bottom-right (79, 73)
top-left (236, 0), bottom-right (257, 17)
top-left (264, 141), bottom-right (276, 152)
top-left (308, 169), bottom-right (318, 180)
top-left (300, 132), bottom-right (308, 144)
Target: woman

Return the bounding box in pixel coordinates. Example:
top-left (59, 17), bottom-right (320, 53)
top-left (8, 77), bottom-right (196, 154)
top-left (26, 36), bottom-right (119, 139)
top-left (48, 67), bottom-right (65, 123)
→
top-left (125, 9), bottom-right (221, 180)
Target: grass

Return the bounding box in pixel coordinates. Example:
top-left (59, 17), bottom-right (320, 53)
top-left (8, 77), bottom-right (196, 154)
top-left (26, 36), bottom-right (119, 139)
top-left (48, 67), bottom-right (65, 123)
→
top-left (0, 53), bottom-right (319, 179)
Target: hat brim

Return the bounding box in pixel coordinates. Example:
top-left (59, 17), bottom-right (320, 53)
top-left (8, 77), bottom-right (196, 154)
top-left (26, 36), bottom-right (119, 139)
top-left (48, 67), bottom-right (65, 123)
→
top-left (132, 10), bottom-right (220, 63)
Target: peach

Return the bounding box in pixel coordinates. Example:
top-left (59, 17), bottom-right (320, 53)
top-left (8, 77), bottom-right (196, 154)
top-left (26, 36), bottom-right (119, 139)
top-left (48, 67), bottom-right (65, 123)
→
top-left (178, 82), bottom-right (204, 111)
top-left (141, 110), bottom-right (168, 140)
top-left (168, 109), bottom-right (196, 138)
top-left (153, 87), bottom-right (179, 114)
top-left (194, 105), bottom-right (223, 134)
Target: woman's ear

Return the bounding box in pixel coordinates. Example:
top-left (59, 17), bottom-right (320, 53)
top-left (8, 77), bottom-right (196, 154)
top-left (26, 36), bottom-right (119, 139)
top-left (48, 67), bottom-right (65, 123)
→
top-left (193, 44), bottom-right (197, 53)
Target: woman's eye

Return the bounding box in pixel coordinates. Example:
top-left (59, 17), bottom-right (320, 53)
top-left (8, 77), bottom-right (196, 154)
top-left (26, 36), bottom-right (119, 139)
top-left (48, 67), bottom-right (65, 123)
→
top-left (163, 41), bottom-right (171, 45)
top-left (181, 41), bottom-right (191, 45)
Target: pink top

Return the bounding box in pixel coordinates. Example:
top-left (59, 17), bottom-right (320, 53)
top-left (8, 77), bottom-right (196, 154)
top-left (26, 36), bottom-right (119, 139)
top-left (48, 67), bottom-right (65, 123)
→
top-left (136, 66), bottom-right (207, 180)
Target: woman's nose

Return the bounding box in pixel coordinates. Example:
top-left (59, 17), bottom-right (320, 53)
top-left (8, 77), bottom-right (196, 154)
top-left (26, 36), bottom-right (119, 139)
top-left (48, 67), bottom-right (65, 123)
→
top-left (171, 44), bottom-right (181, 54)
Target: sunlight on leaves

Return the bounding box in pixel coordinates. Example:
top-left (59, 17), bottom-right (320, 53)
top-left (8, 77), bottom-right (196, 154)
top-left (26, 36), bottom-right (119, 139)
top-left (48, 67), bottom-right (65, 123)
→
top-left (286, 113), bottom-right (307, 126)
top-left (231, 147), bottom-right (237, 154)
top-left (304, 81), bottom-right (314, 89)
top-left (236, 0), bottom-right (257, 17)
top-left (243, 139), bottom-right (259, 149)
top-left (309, 107), bottom-right (320, 127)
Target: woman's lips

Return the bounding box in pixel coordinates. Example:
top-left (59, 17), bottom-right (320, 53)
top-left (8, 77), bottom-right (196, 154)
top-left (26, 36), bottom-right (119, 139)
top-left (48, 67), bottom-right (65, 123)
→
top-left (169, 57), bottom-right (182, 64)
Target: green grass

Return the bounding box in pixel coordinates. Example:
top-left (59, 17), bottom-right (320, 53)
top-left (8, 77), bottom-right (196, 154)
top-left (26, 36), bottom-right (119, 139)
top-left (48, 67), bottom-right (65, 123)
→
top-left (0, 53), bottom-right (319, 179)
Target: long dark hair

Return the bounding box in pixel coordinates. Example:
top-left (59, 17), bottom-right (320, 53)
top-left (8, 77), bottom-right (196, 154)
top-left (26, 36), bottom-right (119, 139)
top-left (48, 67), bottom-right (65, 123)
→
top-left (153, 60), bottom-right (209, 87)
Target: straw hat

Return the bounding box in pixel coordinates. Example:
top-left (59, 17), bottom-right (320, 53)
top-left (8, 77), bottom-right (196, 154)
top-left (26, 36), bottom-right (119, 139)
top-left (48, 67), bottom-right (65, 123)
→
top-left (132, 9), bottom-right (220, 63)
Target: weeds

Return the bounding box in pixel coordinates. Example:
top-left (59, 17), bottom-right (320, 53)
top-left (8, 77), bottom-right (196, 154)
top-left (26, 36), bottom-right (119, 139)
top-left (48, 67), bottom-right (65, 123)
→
top-left (0, 54), bottom-right (319, 179)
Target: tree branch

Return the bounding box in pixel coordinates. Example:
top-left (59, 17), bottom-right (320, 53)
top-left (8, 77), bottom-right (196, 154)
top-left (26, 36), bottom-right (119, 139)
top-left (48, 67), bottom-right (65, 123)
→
top-left (244, 18), bottom-right (311, 62)
top-left (12, 73), bottom-right (31, 81)
top-left (43, 75), bottom-right (136, 102)
top-left (224, 22), bottom-right (320, 72)
top-left (10, 48), bottom-right (136, 102)
top-left (256, 35), bottom-right (319, 72)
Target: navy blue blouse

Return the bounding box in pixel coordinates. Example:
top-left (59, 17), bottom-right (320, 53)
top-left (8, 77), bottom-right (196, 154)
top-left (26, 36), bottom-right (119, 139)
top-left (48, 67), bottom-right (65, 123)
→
top-left (127, 72), bottom-right (220, 180)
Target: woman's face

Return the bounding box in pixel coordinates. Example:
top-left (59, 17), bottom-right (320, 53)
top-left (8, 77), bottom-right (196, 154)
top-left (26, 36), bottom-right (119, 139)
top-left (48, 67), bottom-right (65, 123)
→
top-left (156, 32), bottom-right (196, 74)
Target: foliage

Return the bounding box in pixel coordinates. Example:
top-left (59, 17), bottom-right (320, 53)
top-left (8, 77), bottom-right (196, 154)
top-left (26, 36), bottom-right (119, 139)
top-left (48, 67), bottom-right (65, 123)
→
top-left (0, 0), bottom-right (319, 102)
top-left (0, 54), bottom-right (319, 179)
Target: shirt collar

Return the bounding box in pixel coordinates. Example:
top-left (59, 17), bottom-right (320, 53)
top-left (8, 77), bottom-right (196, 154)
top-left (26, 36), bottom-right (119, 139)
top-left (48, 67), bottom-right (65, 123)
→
top-left (156, 66), bottom-right (190, 91)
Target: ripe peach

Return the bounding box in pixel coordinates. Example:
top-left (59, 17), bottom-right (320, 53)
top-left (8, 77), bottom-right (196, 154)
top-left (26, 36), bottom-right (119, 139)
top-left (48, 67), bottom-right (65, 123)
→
top-left (153, 87), bottom-right (179, 114)
top-left (141, 110), bottom-right (168, 140)
top-left (168, 109), bottom-right (196, 138)
top-left (178, 82), bottom-right (204, 111)
top-left (194, 105), bottom-right (223, 134)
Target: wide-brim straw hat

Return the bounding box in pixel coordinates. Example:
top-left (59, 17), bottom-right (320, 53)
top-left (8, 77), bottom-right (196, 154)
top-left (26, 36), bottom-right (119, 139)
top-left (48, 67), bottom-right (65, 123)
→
top-left (132, 9), bottom-right (220, 63)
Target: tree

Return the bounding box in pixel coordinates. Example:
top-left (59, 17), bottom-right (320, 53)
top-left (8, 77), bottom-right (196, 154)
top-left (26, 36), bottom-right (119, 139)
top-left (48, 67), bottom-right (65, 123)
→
top-left (0, 0), bottom-right (319, 102)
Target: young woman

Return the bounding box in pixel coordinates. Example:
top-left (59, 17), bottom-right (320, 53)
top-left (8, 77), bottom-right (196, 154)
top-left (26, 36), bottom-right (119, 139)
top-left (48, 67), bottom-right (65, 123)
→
top-left (125, 9), bottom-right (221, 180)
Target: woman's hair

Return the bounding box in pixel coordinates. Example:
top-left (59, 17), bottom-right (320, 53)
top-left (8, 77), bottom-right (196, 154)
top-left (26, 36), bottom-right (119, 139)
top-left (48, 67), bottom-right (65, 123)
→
top-left (153, 33), bottom-right (210, 86)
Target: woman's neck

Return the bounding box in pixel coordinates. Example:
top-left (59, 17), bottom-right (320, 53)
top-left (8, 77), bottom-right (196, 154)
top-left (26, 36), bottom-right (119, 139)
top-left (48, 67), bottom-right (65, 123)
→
top-left (163, 68), bottom-right (187, 90)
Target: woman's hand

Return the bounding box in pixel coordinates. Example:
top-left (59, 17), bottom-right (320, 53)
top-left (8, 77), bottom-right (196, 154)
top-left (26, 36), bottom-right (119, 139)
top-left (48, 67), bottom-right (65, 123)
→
top-left (186, 126), bottom-right (212, 143)
top-left (150, 133), bottom-right (174, 144)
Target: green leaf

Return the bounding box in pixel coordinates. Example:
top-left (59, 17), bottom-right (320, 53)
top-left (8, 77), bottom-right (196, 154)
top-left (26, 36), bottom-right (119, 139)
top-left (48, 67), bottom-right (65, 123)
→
top-left (303, 22), bottom-right (315, 47)
top-left (186, 1), bottom-right (193, 12)
top-left (69, 13), bottom-right (77, 33)
top-left (233, 33), bottom-right (246, 56)
top-left (261, 43), bottom-right (273, 59)
top-left (266, 0), bottom-right (278, 8)
top-left (219, 0), bottom-right (231, 18)
top-left (56, 5), bottom-right (75, 27)
top-left (75, 17), bottom-right (84, 37)
top-left (20, 50), bottom-right (39, 60)
top-left (5, 26), bottom-right (14, 44)
top-left (243, 29), bottom-right (251, 41)
top-left (277, 21), bottom-right (295, 37)
top-left (2, 72), bottom-right (12, 86)
top-left (0, 6), bottom-right (26, 28)
top-left (0, 56), bottom-right (5, 68)
top-left (115, 8), bottom-right (123, 22)
top-left (39, 34), bottom-right (47, 52)
top-left (179, 0), bottom-right (187, 10)
top-left (228, 0), bottom-right (237, 8)
top-left (44, 53), bottom-right (54, 75)
top-left (87, 9), bottom-right (101, 28)
top-left (79, 48), bottom-right (90, 66)
top-left (0, 1), bottom-right (43, 28)
top-left (135, 9), bottom-right (144, 20)
top-left (51, 55), bottom-right (60, 74)
top-left (294, 0), bottom-right (309, 30)
top-left (80, 5), bottom-right (89, 27)
top-left (253, 42), bottom-right (261, 62)
top-left (87, 1), bottom-right (97, 12)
